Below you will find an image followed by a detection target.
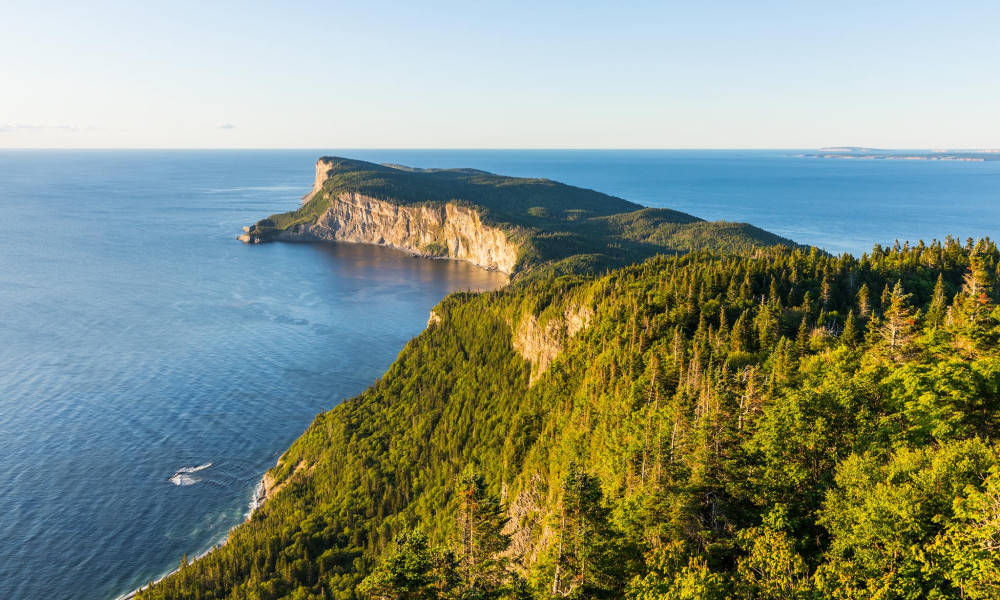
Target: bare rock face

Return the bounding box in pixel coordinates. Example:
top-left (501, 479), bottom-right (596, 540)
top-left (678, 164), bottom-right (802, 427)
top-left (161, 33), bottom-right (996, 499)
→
top-left (279, 191), bottom-right (520, 274)
top-left (503, 474), bottom-right (549, 563)
top-left (252, 461), bottom-right (308, 514)
top-left (240, 159), bottom-right (521, 274)
top-left (512, 304), bottom-right (593, 384)
top-left (306, 158), bottom-right (338, 202)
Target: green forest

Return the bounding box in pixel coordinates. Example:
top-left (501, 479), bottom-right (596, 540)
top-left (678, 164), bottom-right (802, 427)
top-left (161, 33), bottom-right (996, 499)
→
top-left (136, 233), bottom-right (1000, 600)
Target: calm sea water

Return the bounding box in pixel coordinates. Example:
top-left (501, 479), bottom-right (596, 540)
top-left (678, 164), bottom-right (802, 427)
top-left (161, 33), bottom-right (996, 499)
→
top-left (0, 150), bottom-right (997, 600)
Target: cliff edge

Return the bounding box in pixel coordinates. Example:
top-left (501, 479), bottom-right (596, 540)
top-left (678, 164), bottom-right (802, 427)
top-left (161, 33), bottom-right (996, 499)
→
top-left (239, 156), bottom-right (800, 278)
top-left (280, 191), bottom-right (517, 273)
top-left (239, 158), bottom-right (520, 273)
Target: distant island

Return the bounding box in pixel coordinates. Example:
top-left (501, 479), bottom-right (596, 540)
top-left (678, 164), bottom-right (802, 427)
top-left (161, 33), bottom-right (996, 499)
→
top-left (807, 147), bottom-right (1000, 161)
top-left (817, 146), bottom-right (882, 153)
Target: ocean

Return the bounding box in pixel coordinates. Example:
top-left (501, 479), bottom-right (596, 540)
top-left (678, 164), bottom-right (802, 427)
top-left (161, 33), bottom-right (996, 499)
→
top-left (0, 150), bottom-right (997, 600)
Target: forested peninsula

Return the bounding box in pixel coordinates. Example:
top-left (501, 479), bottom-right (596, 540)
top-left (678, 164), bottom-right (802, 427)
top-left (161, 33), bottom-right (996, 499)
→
top-left (238, 157), bottom-right (793, 277)
top-left (137, 159), bottom-right (1000, 600)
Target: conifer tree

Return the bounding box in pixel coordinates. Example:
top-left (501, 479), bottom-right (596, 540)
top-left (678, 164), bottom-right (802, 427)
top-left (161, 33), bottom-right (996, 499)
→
top-left (926, 273), bottom-right (948, 328)
top-left (455, 468), bottom-right (515, 598)
top-left (359, 531), bottom-right (458, 600)
top-left (795, 316), bottom-right (810, 355)
top-left (857, 283), bottom-right (872, 317)
top-left (877, 280), bottom-right (917, 360)
top-left (841, 310), bottom-right (859, 347)
top-left (753, 304), bottom-right (780, 351)
top-left (954, 257), bottom-right (996, 336)
top-left (880, 283), bottom-right (892, 314)
top-left (552, 467), bottom-right (613, 598)
top-left (729, 310), bottom-right (750, 354)
top-left (768, 277), bottom-right (781, 307)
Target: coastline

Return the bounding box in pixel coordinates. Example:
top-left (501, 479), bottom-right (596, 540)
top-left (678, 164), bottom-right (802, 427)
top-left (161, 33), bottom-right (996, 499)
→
top-left (115, 477), bottom-right (269, 600)
top-left (272, 235), bottom-right (514, 278)
top-left (804, 153), bottom-right (991, 162)
top-left (117, 230), bottom-right (508, 600)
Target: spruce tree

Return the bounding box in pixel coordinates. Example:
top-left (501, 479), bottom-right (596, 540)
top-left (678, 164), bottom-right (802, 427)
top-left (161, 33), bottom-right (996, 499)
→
top-left (857, 283), bottom-right (872, 317)
top-left (877, 280), bottom-right (917, 360)
top-left (879, 283), bottom-right (892, 315)
top-left (795, 316), bottom-right (810, 355)
top-left (820, 274), bottom-right (833, 310)
top-left (841, 310), bottom-right (859, 347)
top-left (954, 257), bottom-right (996, 335)
top-left (455, 468), bottom-right (515, 598)
top-left (552, 466), bottom-right (613, 598)
top-left (729, 310), bottom-right (749, 354)
top-left (359, 531), bottom-right (458, 600)
top-left (926, 273), bottom-right (948, 328)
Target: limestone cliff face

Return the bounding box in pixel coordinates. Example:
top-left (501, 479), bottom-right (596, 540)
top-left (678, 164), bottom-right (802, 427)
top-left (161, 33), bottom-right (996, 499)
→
top-left (305, 158), bottom-right (338, 202)
top-left (512, 303), bottom-right (593, 385)
top-left (278, 191), bottom-right (520, 274)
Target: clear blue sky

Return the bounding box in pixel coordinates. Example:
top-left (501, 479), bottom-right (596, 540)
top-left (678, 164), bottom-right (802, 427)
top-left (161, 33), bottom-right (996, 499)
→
top-left (2, 0), bottom-right (997, 149)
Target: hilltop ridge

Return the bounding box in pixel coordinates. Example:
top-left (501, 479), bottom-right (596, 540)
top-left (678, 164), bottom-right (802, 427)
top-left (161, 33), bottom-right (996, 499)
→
top-left (239, 157), bottom-right (797, 276)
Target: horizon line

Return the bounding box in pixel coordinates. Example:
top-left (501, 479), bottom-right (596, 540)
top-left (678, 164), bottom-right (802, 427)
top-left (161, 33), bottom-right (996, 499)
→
top-left (0, 146), bottom-right (995, 152)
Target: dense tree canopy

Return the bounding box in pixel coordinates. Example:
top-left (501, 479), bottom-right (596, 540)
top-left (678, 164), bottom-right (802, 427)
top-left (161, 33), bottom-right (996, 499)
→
top-left (138, 237), bottom-right (1000, 600)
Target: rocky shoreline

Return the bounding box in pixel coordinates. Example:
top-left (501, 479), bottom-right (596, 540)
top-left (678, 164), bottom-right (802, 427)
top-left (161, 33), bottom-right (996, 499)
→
top-left (116, 475), bottom-right (271, 600)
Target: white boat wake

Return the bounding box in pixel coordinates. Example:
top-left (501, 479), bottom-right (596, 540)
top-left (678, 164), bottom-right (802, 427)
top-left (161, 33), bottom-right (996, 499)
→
top-left (169, 463), bottom-right (212, 486)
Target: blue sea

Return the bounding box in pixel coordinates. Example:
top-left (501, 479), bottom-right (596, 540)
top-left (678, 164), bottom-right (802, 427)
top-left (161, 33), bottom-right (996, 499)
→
top-left (0, 150), bottom-right (997, 600)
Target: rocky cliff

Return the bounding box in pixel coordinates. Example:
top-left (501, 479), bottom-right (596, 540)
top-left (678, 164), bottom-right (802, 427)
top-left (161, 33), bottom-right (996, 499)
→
top-left (278, 192), bottom-right (519, 274)
top-left (306, 157), bottom-right (336, 202)
top-left (240, 159), bottom-right (520, 274)
top-left (512, 303), bottom-right (593, 384)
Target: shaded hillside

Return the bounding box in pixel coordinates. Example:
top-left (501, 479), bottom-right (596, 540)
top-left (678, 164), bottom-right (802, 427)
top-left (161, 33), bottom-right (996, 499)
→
top-left (139, 237), bottom-right (1000, 600)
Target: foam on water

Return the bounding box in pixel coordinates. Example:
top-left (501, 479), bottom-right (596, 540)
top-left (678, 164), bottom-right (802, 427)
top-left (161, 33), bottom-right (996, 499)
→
top-left (175, 462), bottom-right (213, 474)
top-left (168, 463), bottom-right (213, 486)
top-left (168, 474), bottom-right (200, 486)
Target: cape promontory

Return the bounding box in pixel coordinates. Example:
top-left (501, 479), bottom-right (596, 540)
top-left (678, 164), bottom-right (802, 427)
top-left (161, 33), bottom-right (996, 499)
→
top-left (239, 157), bottom-right (797, 277)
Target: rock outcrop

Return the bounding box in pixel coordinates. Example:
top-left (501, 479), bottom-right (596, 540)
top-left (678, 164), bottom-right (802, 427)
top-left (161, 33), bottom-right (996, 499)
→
top-left (513, 303), bottom-right (593, 384)
top-left (243, 159), bottom-right (520, 274)
top-left (503, 474), bottom-right (552, 564)
top-left (280, 191), bottom-right (519, 273)
top-left (251, 461), bottom-right (308, 515)
top-left (306, 158), bottom-right (337, 202)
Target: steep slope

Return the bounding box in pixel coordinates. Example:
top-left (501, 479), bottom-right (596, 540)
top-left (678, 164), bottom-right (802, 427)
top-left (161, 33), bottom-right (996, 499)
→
top-left (138, 239), bottom-right (1000, 600)
top-left (238, 157), bottom-right (797, 276)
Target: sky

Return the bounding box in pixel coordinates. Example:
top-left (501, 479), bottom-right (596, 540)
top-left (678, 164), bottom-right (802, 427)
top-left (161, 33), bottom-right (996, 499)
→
top-left (1, 0), bottom-right (997, 149)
